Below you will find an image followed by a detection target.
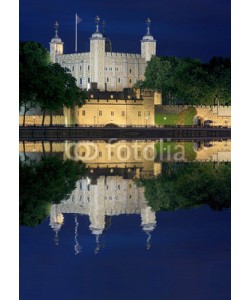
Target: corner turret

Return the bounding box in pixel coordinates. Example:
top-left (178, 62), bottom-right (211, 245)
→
top-left (90, 16), bottom-right (106, 90)
top-left (141, 18), bottom-right (156, 62)
top-left (49, 21), bottom-right (64, 63)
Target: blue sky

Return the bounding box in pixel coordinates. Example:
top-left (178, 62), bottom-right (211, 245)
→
top-left (19, 0), bottom-right (231, 61)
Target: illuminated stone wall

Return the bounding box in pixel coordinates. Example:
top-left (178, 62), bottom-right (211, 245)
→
top-left (66, 90), bottom-right (155, 126)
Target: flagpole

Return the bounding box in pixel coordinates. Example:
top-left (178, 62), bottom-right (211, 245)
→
top-left (75, 13), bottom-right (77, 52)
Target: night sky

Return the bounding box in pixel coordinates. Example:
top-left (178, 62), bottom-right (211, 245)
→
top-left (19, 0), bottom-right (231, 62)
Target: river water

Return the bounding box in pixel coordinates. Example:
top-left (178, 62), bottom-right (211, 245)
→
top-left (19, 139), bottom-right (231, 300)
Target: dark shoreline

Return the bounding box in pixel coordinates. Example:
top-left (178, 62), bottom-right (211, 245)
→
top-left (19, 126), bottom-right (231, 141)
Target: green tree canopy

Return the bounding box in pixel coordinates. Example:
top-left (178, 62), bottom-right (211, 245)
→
top-left (139, 162), bottom-right (231, 212)
top-left (143, 56), bottom-right (231, 105)
top-left (37, 63), bottom-right (85, 125)
top-left (20, 156), bottom-right (86, 227)
top-left (19, 41), bottom-right (50, 125)
top-left (19, 41), bottom-right (86, 126)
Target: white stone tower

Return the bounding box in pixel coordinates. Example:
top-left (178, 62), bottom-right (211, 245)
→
top-left (90, 16), bottom-right (106, 90)
top-left (141, 18), bottom-right (156, 62)
top-left (49, 21), bottom-right (64, 63)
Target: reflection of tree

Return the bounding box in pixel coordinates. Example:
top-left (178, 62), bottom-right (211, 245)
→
top-left (19, 156), bottom-right (85, 227)
top-left (139, 162), bottom-right (231, 212)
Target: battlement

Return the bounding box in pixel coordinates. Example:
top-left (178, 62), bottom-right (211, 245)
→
top-left (157, 105), bottom-right (231, 109)
top-left (105, 52), bottom-right (142, 59)
top-left (59, 52), bottom-right (89, 61)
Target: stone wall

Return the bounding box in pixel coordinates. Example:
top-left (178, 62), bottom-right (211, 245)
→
top-left (56, 51), bottom-right (147, 91)
top-left (67, 90), bottom-right (155, 127)
top-left (196, 106), bottom-right (231, 127)
top-left (19, 115), bottom-right (65, 126)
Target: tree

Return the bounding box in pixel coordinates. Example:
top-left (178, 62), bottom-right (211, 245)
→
top-left (143, 56), bottom-right (231, 105)
top-left (205, 57), bottom-right (231, 105)
top-left (19, 156), bottom-right (86, 227)
top-left (139, 162), bottom-right (231, 212)
top-left (19, 41), bottom-right (50, 125)
top-left (20, 41), bottom-right (86, 126)
top-left (37, 63), bottom-right (85, 126)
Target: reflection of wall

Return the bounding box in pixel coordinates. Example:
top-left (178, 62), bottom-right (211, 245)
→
top-left (49, 176), bottom-right (156, 236)
top-left (19, 139), bottom-right (231, 165)
top-left (65, 140), bottom-right (157, 178)
top-left (195, 140), bottom-right (231, 162)
top-left (19, 141), bottom-right (65, 153)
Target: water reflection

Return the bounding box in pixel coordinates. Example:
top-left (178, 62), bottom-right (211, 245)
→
top-left (19, 139), bottom-right (231, 253)
top-left (20, 139), bottom-right (231, 165)
top-left (49, 175), bottom-right (156, 253)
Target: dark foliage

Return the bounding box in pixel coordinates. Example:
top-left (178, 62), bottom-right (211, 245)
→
top-left (19, 156), bottom-right (85, 227)
top-left (139, 162), bottom-right (231, 212)
top-left (143, 56), bottom-right (231, 105)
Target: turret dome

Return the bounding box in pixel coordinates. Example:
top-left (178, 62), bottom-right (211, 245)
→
top-left (142, 18), bottom-right (155, 41)
top-left (91, 32), bottom-right (103, 39)
top-left (91, 16), bottom-right (103, 39)
top-left (51, 36), bottom-right (62, 43)
top-left (142, 223), bottom-right (156, 233)
top-left (142, 34), bottom-right (155, 41)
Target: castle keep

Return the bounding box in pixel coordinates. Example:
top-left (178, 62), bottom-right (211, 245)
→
top-left (50, 17), bottom-right (156, 91)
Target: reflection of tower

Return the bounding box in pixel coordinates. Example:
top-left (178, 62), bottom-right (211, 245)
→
top-left (94, 234), bottom-right (101, 255)
top-left (48, 175), bottom-right (158, 251)
top-left (49, 204), bottom-right (64, 246)
top-left (104, 215), bottom-right (112, 231)
top-left (74, 214), bottom-right (82, 255)
top-left (141, 207), bottom-right (156, 250)
top-left (89, 177), bottom-right (105, 254)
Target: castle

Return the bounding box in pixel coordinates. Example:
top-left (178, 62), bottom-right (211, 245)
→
top-left (19, 17), bottom-right (231, 127)
top-left (19, 17), bottom-right (159, 127)
top-left (50, 17), bottom-right (156, 91)
top-left (19, 139), bottom-right (231, 253)
top-left (49, 176), bottom-right (157, 254)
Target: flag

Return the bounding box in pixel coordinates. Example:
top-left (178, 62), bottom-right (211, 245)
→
top-left (76, 14), bottom-right (82, 24)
